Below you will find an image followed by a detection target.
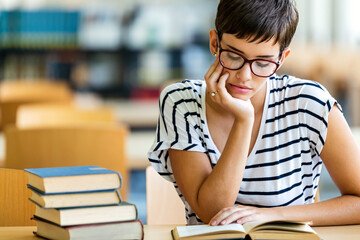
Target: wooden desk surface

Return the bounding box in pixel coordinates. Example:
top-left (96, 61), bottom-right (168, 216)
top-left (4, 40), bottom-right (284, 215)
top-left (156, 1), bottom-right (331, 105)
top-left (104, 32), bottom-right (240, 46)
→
top-left (1, 225), bottom-right (360, 240)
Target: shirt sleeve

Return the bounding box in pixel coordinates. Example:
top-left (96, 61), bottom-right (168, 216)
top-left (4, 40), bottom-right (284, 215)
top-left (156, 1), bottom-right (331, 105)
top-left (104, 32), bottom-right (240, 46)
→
top-left (147, 82), bottom-right (207, 182)
top-left (301, 81), bottom-right (342, 156)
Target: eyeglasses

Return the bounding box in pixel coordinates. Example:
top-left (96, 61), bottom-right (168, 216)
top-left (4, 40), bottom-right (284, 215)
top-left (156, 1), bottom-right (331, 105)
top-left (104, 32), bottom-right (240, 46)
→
top-left (218, 43), bottom-right (282, 78)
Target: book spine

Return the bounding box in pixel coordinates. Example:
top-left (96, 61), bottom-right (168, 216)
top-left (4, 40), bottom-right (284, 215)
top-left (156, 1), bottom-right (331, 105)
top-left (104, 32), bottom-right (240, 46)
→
top-left (27, 184), bottom-right (120, 195)
top-left (138, 219), bottom-right (145, 240)
top-left (116, 171), bottom-right (123, 189)
top-left (116, 189), bottom-right (122, 202)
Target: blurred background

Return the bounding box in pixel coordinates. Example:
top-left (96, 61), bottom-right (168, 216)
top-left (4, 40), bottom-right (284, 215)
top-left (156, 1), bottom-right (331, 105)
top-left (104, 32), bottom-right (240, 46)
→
top-left (1, 0), bottom-right (360, 224)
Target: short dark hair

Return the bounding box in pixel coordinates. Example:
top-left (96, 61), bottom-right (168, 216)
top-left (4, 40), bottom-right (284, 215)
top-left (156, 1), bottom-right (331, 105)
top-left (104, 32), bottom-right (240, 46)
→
top-left (215, 0), bottom-right (299, 52)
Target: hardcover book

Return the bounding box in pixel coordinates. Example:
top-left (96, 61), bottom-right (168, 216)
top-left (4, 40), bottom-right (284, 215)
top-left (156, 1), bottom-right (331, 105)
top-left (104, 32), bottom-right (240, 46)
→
top-left (171, 220), bottom-right (320, 240)
top-left (29, 188), bottom-right (122, 208)
top-left (25, 166), bottom-right (122, 194)
top-left (34, 216), bottom-right (144, 240)
top-left (34, 202), bottom-right (137, 226)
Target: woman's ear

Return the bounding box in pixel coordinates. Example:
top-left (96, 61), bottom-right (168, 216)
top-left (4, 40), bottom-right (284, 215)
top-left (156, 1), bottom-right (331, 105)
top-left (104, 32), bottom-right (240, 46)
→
top-left (209, 29), bottom-right (218, 57)
top-left (278, 47), bottom-right (291, 69)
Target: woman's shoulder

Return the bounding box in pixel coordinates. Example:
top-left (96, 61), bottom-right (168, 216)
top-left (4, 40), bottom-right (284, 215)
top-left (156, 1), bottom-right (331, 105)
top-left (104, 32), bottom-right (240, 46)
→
top-left (161, 79), bottom-right (205, 92)
top-left (269, 74), bottom-right (333, 101)
top-left (160, 79), bottom-right (205, 102)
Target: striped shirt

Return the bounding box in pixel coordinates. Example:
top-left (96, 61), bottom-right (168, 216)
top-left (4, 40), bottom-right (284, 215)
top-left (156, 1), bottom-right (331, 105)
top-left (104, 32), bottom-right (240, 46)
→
top-left (148, 75), bottom-right (340, 225)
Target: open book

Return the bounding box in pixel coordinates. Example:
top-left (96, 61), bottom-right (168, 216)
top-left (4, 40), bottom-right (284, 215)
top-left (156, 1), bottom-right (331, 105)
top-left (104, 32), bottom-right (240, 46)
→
top-left (172, 220), bottom-right (320, 240)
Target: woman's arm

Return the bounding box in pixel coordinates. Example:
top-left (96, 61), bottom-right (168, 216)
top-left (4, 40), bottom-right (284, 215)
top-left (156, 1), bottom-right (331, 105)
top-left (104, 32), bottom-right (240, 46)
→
top-left (169, 58), bottom-right (255, 223)
top-left (170, 118), bottom-right (253, 223)
top-left (278, 105), bottom-right (360, 225)
top-left (209, 105), bottom-right (360, 226)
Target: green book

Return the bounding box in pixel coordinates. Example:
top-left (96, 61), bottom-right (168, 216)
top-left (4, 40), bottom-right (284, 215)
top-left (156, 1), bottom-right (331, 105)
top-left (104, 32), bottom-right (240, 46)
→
top-left (34, 202), bottom-right (137, 226)
top-left (28, 187), bottom-right (122, 209)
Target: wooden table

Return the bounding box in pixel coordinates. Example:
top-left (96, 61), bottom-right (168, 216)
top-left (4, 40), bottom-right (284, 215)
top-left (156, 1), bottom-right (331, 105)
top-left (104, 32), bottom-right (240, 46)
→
top-left (1, 225), bottom-right (360, 240)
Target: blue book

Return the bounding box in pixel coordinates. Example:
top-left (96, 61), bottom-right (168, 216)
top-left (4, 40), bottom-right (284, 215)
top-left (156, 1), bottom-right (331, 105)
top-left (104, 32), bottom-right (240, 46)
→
top-left (0, 11), bottom-right (9, 47)
top-left (25, 166), bottom-right (122, 194)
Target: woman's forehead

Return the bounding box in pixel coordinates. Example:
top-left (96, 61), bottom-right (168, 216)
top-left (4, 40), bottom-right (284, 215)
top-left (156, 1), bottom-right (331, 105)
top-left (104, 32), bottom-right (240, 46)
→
top-left (221, 33), bottom-right (281, 57)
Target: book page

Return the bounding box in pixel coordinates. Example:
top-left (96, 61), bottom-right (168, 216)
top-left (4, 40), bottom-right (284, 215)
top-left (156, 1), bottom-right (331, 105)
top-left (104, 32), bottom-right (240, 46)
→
top-left (248, 231), bottom-right (320, 240)
top-left (175, 223), bottom-right (246, 238)
top-left (243, 220), bottom-right (316, 234)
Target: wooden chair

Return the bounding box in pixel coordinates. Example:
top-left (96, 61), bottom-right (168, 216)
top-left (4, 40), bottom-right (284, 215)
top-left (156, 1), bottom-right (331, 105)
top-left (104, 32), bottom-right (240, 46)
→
top-left (16, 102), bottom-right (116, 129)
top-left (0, 168), bottom-right (35, 226)
top-left (0, 80), bottom-right (73, 129)
top-left (351, 127), bottom-right (360, 146)
top-left (315, 189), bottom-right (320, 202)
top-left (146, 165), bottom-right (186, 225)
top-left (4, 124), bottom-right (129, 200)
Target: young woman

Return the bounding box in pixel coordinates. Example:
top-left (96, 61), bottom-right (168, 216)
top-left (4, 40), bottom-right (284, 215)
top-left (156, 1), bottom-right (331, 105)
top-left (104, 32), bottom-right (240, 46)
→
top-left (148, 0), bottom-right (360, 226)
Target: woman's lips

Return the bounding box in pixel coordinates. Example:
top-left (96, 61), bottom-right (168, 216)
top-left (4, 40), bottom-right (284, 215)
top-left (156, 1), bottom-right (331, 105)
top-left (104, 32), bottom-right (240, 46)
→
top-left (229, 84), bottom-right (252, 94)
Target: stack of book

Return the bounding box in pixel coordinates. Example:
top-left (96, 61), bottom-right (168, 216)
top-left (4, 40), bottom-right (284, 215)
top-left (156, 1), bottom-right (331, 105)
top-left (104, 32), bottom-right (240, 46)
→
top-left (25, 166), bottom-right (143, 240)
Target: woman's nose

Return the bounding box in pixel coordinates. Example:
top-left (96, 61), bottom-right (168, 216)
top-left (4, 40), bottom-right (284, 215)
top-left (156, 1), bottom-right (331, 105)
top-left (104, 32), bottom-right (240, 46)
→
top-left (235, 62), bottom-right (252, 81)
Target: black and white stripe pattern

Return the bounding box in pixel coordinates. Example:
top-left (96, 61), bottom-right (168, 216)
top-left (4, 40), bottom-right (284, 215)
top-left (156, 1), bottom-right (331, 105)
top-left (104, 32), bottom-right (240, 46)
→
top-left (148, 75), bottom-right (340, 225)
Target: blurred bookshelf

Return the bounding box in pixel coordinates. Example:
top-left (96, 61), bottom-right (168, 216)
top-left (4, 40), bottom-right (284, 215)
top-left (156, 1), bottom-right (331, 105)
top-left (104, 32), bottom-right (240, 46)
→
top-left (1, 0), bottom-right (360, 123)
top-left (0, 1), bottom-right (217, 99)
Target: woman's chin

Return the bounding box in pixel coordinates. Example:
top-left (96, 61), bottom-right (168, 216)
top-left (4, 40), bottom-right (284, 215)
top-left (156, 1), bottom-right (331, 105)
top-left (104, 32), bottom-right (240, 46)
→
top-left (229, 91), bottom-right (252, 101)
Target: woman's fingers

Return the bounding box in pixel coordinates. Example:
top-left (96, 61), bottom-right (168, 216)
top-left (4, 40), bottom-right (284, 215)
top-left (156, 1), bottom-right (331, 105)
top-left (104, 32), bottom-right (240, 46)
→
top-left (210, 206), bottom-right (255, 226)
top-left (221, 209), bottom-right (256, 225)
top-left (205, 59), bottom-right (223, 94)
top-left (204, 58), bottom-right (219, 81)
top-left (209, 71), bottom-right (229, 100)
top-left (210, 206), bottom-right (244, 225)
top-left (210, 207), bottom-right (234, 226)
top-left (216, 72), bottom-right (230, 98)
top-left (236, 214), bottom-right (257, 224)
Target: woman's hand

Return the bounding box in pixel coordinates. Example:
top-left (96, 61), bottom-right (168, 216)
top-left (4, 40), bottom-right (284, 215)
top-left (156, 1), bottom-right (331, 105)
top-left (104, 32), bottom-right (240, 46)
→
top-left (205, 58), bottom-right (254, 122)
top-left (209, 205), bottom-right (282, 226)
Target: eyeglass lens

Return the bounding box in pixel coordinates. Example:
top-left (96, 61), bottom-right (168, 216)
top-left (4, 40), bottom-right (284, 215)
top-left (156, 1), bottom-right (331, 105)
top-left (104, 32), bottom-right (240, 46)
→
top-left (220, 51), bottom-right (278, 77)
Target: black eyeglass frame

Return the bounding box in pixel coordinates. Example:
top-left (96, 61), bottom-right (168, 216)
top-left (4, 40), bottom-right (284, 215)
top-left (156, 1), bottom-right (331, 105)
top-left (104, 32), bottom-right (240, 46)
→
top-left (217, 39), bottom-right (283, 78)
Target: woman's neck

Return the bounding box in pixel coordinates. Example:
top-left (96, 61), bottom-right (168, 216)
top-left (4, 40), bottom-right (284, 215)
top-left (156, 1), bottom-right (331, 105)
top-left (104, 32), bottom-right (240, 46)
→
top-left (251, 81), bottom-right (267, 116)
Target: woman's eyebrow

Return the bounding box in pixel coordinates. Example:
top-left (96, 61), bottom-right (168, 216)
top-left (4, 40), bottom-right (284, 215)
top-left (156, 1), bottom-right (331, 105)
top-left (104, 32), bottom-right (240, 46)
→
top-left (225, 43), bottom-right (275, 58)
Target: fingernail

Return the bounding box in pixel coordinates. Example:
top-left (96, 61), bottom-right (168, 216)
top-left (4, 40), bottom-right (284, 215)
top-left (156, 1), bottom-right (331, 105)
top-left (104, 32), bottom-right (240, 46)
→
top-left (221, 220), bottom-right (226, 225)
top-left (210, 221), bottom-right (216, 226)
